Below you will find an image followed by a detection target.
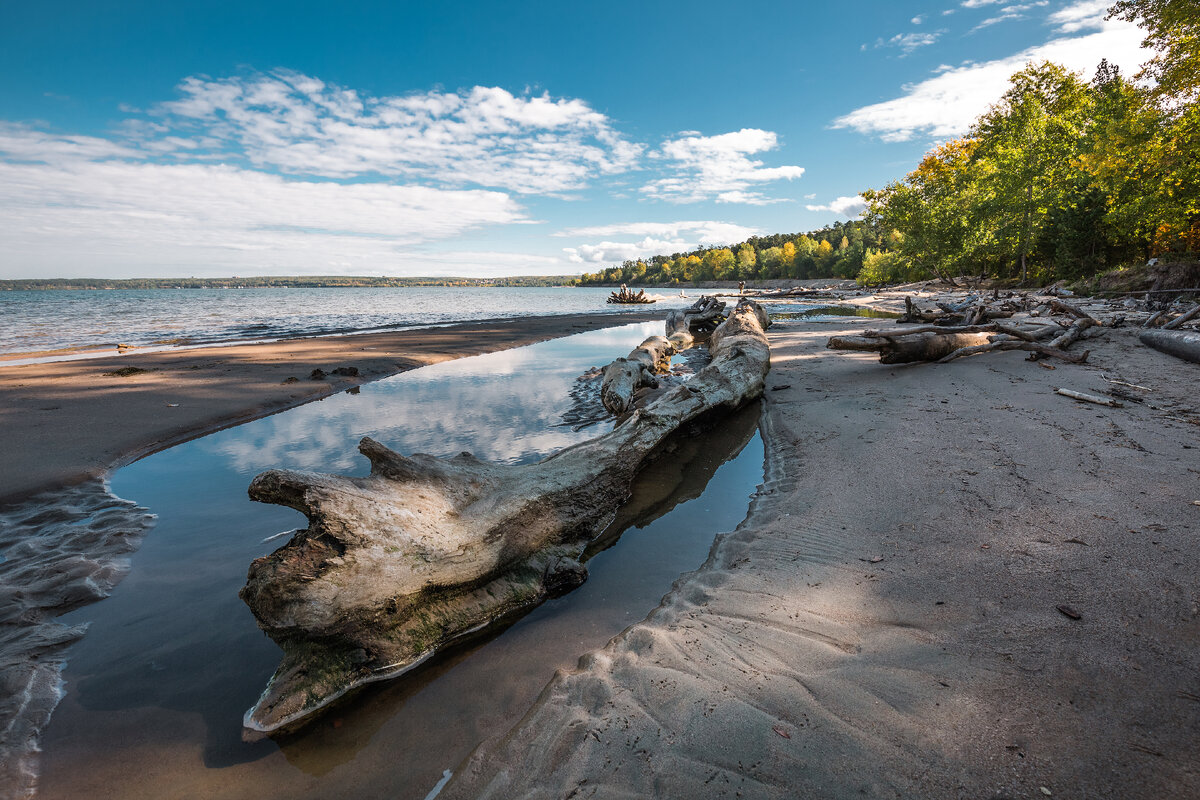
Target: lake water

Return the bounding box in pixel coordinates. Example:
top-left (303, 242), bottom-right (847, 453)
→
top-left (0, 286), bottom-right (696, 358)
top-left (31, 322), bottom-right (765, 800)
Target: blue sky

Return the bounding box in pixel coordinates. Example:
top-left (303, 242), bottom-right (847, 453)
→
top-left (0, 0), bottom-right (1149, 279)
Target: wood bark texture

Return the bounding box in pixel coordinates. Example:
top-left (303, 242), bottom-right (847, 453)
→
top-left (601, 296), bottom-right (728, 414)
top-left (239, 300), bottom-right (771, 734)
top-left (1140, 329), bottom-right (1200, 364)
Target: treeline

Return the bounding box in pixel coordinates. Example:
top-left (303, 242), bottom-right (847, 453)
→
top-left (576, 219), bottom-right (887, 286)
top-left (583, 2), bottom-right (1199, 288)
top-left (1, 275), bottom-right (579, 291)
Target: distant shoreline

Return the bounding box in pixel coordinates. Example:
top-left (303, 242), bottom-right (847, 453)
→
top-left (0, 276), bottom-right (582, 290)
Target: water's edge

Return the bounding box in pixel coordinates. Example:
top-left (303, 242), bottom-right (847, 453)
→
top-left (0, 482), bottom-right (155, 800)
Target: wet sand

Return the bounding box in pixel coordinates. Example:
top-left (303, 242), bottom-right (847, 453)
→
top-left (0, 311), bottom-right (659, 506)
top-left (446, 309), bottom-right (1200, 798)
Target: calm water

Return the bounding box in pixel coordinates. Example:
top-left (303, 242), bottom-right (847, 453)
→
top-left (0, 287), bottom-right (696, 358)
top-left (36, 323), bottom-right (764, 800)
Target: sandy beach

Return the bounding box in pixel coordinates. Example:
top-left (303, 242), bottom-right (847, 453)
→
top-left (443, 303), bottom-right (1200, 798)
top-left (0, 310), bottom-right (660, 506)
top-left (5, 298), bottom-right (1199, 799)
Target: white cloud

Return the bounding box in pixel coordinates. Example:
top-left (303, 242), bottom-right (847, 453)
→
top-left (961, 0), bottom-right (1003, 7)
top-left (0, 128), bottom-right (528, 277)
top-left (970, 1), bottom-right (1049, 32)
top-left (805, 195), bottom-right (868, 218)
top-left (1048, 0), bottom-right (1110, 33)
top-left (641, 129), bottom-right (804, 204)
top-left (559, 220), bottom-right (761, 264)
top-left (878, 31), bottom-right (943, 53)
top-left (912, 15), bottom-right (926, 24)
top-left (832, 15), bottom-right (1150, 142)
top-left (137, 71), bottom-right (642, 194)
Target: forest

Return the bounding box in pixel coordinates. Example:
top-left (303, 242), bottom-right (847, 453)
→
top-left (579, 0), bottom-right (1199, 289)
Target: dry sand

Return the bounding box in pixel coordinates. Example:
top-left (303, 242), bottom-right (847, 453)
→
top-left (445, 308), bottom-right (1200, 799)
top-left (0, 311), bottom-right (658, 506)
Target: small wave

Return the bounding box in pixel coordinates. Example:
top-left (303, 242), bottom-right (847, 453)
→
top-left (0, 482), bottom-right (155, 800)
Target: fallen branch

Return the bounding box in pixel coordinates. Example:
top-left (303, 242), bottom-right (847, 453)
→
top-left (1162, 302), bottom-right (1200, 331)
top-left (938, 340), bottom-right (1089, 364)
top-left (239, 300), bottom-right (771, 734)
top-left (1056, 388), bottom-right (1123, 408)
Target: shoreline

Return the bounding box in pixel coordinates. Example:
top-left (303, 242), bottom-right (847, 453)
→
top-left (0, 309), bottom-right (661, 506)
top-left (445, 308), bottom-right (1200, 798)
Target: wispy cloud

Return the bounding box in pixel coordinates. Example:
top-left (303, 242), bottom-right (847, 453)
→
top-left (960, 0), bottom-right (1003, 7)
top-left (805, 195), bottom-right (867, 218)
top-left (875, 31), bottom-right (944, 54)
top-left (832, 10), bottom-right (1149, 142)
top-left (641, 129), bottom-right (804, 204)
top-left (558, 221), bottom-right (761, 264)
top-left (1047, 0), bottom-right (1110, 33)
top-left (970, 1), bottom-right (1049, 32)
top-left (132, 71), bottom-right (642, 195)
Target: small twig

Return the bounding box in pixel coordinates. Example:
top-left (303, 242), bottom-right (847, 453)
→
top-left (1102, 376), bottom-right (1151, 392)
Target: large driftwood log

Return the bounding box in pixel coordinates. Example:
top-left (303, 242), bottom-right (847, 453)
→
top-left (600, 296), bottom-right (729, 415)
top-left (1140, 329), bottom-right (1200, 364)
top-left (239, 300), bottom-right (771, 734)
top-left (827, 331), bottom-right (996, 364)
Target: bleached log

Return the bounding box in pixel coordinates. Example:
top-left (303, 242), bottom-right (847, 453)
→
top-left (938, 340), bottom-right (1089, 364)
top-left (827, 331), bottom-right (995, 364)
top-left (1056, 388), bottom-right (1123, 407)
top-left (239, 300), bottom-right (771, 734)
top-left (1140, 328), bottom-right (1200, 364)
top-left (602, 296), bottom-right (729, 415)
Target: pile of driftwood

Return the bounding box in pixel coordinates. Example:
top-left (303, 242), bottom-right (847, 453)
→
top-left (608, 285), bottom-right (655, 304)
top-left (828, 295), bottom-right (1101, 365)
top-left (238, 298), bottom-right (769, 734)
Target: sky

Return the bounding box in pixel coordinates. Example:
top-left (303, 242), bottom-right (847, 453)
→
top-left (0, 0), bottom-right (1151, 279)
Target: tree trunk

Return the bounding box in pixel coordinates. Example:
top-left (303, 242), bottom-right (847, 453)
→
top-left (239, 300), bottom-right (771, 734)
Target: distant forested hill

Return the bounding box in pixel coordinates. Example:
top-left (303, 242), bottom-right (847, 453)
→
top-left (575, 219), bottom-right (885, 287)
top-left (0, 275), bottom-right (578, 291)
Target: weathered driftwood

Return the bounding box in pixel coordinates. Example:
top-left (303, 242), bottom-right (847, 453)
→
top-left (938, 340), bottom-right (1089, 364)
top-left (239, 300), bottom-right (771, 734)
top-left (599, 335), bottom-right (673, 415)
top-left (607, 285), bottom-right (655, 304)
top-left (601, 296), bottom-right (728, 415)
top-left (1162, 302), bottom-right (1200, 331)
top-left (830, 318), bottom-right (1088, 365)
top-left (1140, 328), bottom-right (1200, 364)
top-left (828, 331), bottom-right (997, 364)
top-left (665, 295), bottom-right (726, 349)
top-left (1056, 388), bottom-right (1123, 407)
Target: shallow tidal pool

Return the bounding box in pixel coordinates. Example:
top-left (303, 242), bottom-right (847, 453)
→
top-left (37, 322), bottom-right (765, 800)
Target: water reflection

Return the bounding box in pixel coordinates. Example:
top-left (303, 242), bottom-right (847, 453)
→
top-left (37, 324), bottom-right (764, 800)
top-left (195, 324), bottom-right (663, 474)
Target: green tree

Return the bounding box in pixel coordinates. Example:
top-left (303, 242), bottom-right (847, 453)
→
top-left (971, 62), bottom-right (1093, 281)
top-left (1110, 0), bottom-right (1200, 104)
top-left (736, 244), bottom-right (757, 278)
